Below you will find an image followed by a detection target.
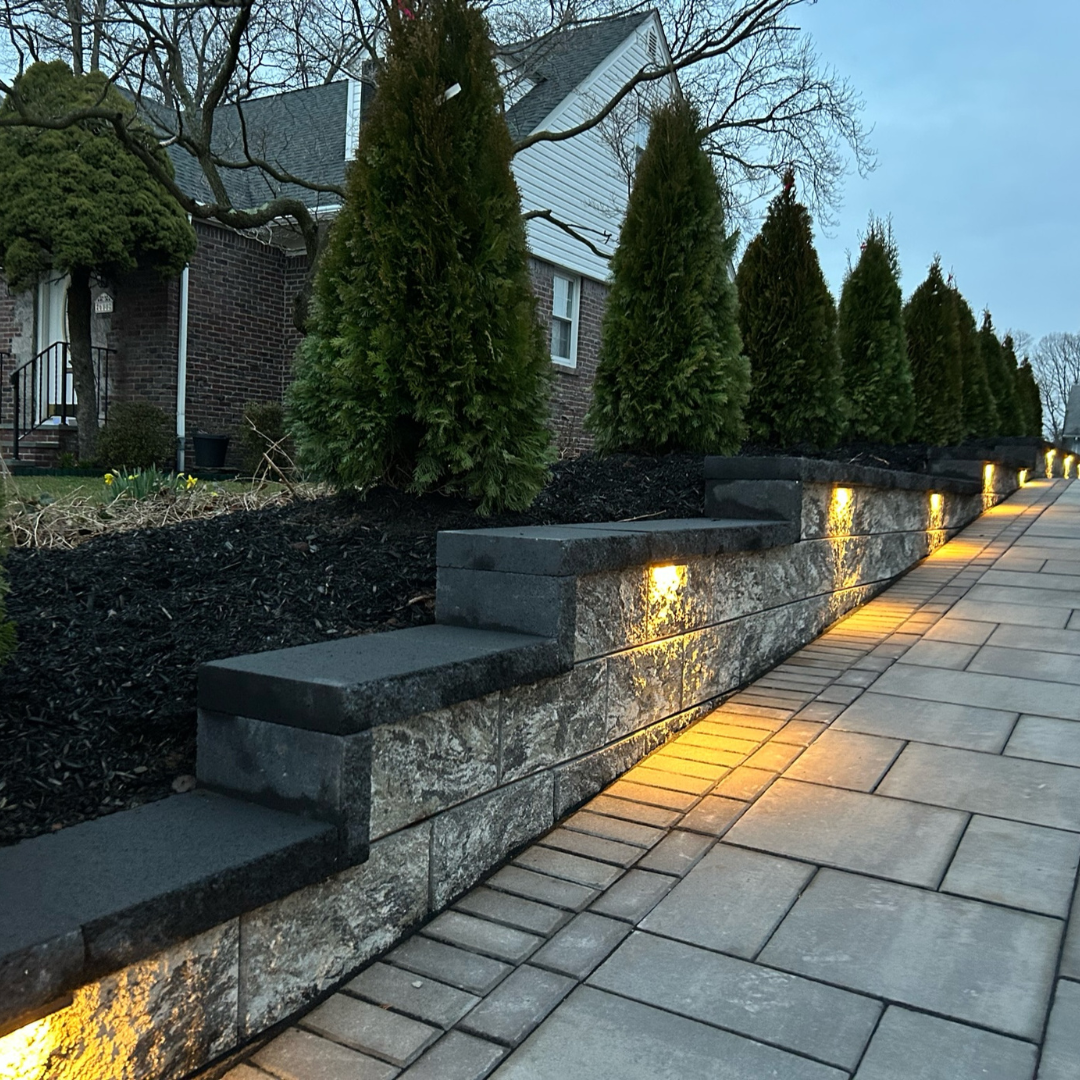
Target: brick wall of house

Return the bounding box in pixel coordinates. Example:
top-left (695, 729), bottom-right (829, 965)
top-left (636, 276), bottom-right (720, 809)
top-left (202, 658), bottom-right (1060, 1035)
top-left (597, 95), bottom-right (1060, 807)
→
top-left (529, 258), bottom-right (608, 454)
top-left (109, 272), bottom-right (181, 419)
top-left (0, 275), bottom-right (19, 428)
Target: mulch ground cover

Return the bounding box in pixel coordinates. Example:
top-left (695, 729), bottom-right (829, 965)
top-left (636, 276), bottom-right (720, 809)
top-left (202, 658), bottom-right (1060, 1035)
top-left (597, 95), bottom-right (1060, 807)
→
top-left (0, 443), bottom-right (934, 845)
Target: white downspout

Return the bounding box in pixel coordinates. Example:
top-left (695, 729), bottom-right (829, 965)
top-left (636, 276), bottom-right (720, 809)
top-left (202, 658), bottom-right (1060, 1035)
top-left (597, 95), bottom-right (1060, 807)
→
top-left (176, 260), bottom-right (190, 472)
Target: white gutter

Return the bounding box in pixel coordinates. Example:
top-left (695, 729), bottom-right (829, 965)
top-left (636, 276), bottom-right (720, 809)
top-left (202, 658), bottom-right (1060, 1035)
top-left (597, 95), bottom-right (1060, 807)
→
top-left (176, 260), bottom-right (190, 472)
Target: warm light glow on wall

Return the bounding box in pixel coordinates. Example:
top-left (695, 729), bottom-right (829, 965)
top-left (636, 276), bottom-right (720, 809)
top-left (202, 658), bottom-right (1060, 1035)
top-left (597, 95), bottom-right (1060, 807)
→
top-left (827, 487), bottom-right (855, 538)
top-left (1045, 449), bottom-right (1057, 479)
top-left (982, 463), bottom-right (996, 510)
top-left (1065, 455), bottom-right (1076, 479)
top-left (0, 1018), bottom-right (53, 1080)
top-left (649, 564), bottom-right (686, 617)
top-left (1018, 468), bottom-right (1029, 486)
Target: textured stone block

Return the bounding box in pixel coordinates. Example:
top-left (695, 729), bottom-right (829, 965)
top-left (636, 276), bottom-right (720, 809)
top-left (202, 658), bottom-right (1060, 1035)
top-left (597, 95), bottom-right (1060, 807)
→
top-left (371, 694), bottom-right (500, 839)
top-left (681, 622), bottom-right (742, 708)
top-left (430, 773), bottom-right (555, 909)
top-left (239, 823), bottom-right (430, 1035)
top-left (500, 663), bottom-right (607, 784)
top-left (574, 568), bottom-right (649, 659)
top-left (647, 558), bottom-right (715, 641)
top-left (605, 638), bottom-right (684, 739)
top-left (436, 568), bottom-right (574, 644)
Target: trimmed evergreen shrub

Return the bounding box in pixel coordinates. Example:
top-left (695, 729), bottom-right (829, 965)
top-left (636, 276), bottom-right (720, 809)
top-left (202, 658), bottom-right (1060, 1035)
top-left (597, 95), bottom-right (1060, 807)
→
top-left (1016, 358), bottom-right (1044, 437)
top-left (837, 218), bottom-right (914, 443)
top-left (95, 402), bottom-right (175, 469)
top-left (0, 482), bottom-right (15, 669)
top-left (903, 259), bottom-right (963, 445)
top-left (979, 312), bottom-right (1014, 437)
top-left (953, 289), bottom-right (997, 438)
top-left (239, 401), bottom-right (294, 477)
top-left (287, 0), bottom-right (552, 513)
top-left (736, 171), bottom-right (842, 447)
top-left (586, 97), bottom-right (748, 454)
top-left (998, 334), bottom-right (1026, 436)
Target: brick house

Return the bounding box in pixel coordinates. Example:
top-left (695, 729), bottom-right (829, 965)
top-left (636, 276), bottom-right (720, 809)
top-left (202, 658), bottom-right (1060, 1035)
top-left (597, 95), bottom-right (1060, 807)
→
top-left (0, 12), bottom-right (674, 467)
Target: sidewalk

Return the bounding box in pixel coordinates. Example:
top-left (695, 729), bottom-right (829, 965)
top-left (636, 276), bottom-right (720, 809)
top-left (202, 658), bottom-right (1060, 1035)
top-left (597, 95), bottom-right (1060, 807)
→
top-left (226, 478), bottom-right (1080, 1080)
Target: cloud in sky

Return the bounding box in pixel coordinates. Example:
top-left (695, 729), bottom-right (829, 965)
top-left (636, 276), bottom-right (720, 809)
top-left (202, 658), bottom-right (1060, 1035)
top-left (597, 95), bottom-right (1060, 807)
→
top-left (791, 0), bottom-right (1079, 346)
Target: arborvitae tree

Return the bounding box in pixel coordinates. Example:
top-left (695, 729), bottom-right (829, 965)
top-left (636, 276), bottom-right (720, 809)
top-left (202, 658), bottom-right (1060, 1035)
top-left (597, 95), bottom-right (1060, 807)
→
top-left (586, 97), bottom-right (749, 454)
top-left (736, 171), bottom-right (842, 446)
top-left (0, 62), bottom-right (196, 460)
top-left (952, 289), bottom-right (997, 438)
top-left (998, 334), bottom-right (1026, 436)
top-left (287, 0), bottom-right (551, 512)
top-left (837, 217), bottom-right (914, 443)
top-left (1016, 358), bottom-right (1043, 437)
top-left (903, 259), bottom-right (963, 445)
top-left (979, 312), bottom-right (1012, 437)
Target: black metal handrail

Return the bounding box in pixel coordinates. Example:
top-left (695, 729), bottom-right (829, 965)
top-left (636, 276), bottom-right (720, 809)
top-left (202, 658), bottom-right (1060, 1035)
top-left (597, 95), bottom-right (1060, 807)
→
top-left (7, 341), bottom-right (113, 460)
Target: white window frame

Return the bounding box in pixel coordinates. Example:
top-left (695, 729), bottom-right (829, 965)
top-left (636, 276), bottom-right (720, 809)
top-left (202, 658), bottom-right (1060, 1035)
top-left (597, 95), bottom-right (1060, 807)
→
top-left (550, 272), bottom-right (580, 369)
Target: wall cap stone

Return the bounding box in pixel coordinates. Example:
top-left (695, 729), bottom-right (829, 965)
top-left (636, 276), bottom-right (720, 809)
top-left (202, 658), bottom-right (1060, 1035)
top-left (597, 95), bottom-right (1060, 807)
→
top-left (704, 455), bottom-right (986, 493)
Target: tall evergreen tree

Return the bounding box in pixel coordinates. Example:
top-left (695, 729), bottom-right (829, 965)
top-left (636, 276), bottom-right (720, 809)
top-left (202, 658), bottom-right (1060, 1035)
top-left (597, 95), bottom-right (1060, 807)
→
top-left (837, 217), bottom-right (914, 443)
top-left (952, 288), bottom-right (997, 438)
top-left (979, 312), bottom-right (1012, 437)
top-left (1016, 358), bottom-right (1044, 437)
top-left (998, 334), bottom-right (1026, 436)
top-left (736, 171), bottom-right (842, 446)
top-left (287, 0), bottom-right (551, 512)
top-left (586, 97), bottom-right (749, 454)
top-left (0, 62), bottom-right (196, 459)
top-left (903, 259), bottom-right (963, 445)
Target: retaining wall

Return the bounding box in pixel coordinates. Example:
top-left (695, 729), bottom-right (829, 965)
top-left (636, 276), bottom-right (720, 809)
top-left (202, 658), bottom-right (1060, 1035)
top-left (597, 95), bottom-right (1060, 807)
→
top-left (0, 454), bottom-right (1029, 1079)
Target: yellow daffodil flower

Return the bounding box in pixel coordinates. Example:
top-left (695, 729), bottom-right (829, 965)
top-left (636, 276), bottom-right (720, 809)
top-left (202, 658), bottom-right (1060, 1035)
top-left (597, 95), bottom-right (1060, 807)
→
top-left (103, 473), bottom-right (114, 485)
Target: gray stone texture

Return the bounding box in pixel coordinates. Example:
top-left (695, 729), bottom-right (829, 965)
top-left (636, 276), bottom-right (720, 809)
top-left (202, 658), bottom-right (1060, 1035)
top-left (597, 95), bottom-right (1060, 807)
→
top-left (491, 986), bottom-right (846, 1080)
top-left (590, 931), bottom-right (881, 1071)
top-left (529, 913), bottom-right (630, 978)
top-left (458, 964), bottom-right (574, 1046)
top-left (302, 993), bottom-right (439, 1066)
top-left (500, 663), bottom-right (607, 783)
top-left (431, 773), bottom-right (555, 908)
top-left (1038, 979), bottom-right (1080, 1080)
top-left (878, 742), bottom-right (1080, 831)
top-left (940, 816), bottom-right (1080, 917)
top-left (401, 1031), bottom-right (505, 1080)
top-left (370, 694), bottom-right (500, 839)
top-left (760, 869), bottom-right (1061, 1039)
top-left (239, 824), bottom-right (429, 1035)
top-left (641, 844), bottom-right (814, 958)
top-left (344, 962), bottom-right (480, 1029)
top-left (252, 1028), bottom-right (397, 1080)
top-left (853, 1006), bottom-right (1038, 1080)
top-left (574, 569), bottom-right (649, 660)
top-left (782, 729), bottom-right (903, 790)
top-left (726, 778), bottom-right (968, 887)
top-left (834, 693), bottom-right (1016, 752)
top-left (605, 638), bottom-right (684, 739)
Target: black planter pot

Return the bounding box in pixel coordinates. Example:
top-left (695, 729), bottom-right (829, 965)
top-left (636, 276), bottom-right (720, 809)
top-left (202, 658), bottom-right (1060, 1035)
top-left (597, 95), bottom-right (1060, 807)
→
top-left (192, 433), bottom-right (230, 468)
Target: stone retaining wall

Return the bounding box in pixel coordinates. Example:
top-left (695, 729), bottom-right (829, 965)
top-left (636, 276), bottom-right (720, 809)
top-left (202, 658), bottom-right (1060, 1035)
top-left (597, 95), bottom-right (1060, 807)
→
top-left (0, 455), bottom-right (1030, 1080)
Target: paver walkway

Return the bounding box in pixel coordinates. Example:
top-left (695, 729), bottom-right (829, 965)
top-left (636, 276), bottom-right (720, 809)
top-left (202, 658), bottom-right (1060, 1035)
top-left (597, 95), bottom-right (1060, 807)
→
top-left (224, 478), bottom-right (1080, 1080)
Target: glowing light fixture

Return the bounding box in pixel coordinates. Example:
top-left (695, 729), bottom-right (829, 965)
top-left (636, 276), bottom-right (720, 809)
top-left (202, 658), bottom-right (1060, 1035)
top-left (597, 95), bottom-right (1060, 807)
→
top-left (833, 487), bottom-right (852, 509)
top-left (1045, 448), bottom-right (1057, 478)
top-left (1018, 468), bottom-right (1029, 486)
top-left (649, 563), bottom-right (684, 600)
top-left (1065, 455), bottom-right (1076, 479)
top-left (927, 492), bottom-right (945, 549)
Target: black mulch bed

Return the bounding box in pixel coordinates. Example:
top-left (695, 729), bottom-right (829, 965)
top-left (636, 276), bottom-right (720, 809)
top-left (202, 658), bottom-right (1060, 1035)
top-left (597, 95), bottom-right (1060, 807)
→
top-left (0, 443), bottom-right (940, 846)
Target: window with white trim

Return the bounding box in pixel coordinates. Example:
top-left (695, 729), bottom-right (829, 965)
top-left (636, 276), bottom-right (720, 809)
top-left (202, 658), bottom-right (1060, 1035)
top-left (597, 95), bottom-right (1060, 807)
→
top-left (551, 273), bottom-right (579, 367)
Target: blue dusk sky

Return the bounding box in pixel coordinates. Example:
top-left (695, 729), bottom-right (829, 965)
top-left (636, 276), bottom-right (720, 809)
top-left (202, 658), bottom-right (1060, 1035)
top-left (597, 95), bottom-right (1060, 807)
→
top-left (793, 0), bottom-right (1078, 348)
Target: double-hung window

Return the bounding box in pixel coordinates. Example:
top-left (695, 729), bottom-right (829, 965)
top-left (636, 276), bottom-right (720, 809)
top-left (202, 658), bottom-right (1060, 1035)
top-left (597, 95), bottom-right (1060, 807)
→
top-left (551, 273), bottom-right (579, 368)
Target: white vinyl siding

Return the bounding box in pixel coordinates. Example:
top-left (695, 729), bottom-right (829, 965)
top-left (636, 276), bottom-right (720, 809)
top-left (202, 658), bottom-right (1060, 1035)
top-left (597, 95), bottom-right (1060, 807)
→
top-left (511, 14), bottom-right (675, 283)
top-left (551, 273), bottom-right (579, 366)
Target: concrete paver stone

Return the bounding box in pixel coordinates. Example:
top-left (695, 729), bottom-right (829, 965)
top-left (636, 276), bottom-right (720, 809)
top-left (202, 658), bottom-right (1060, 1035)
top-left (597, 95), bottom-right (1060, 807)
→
top-left (712, 766), bottom-right (776, 801)
top-left (252, 1027), bottom-right (399, 1080)
top-left (1037, 978), bottom-right (1080, 1080)
top-left (484, 866), bottom-right (597, 911)
top-left (302, 993), bottom-right (440, 1067)
top-left (782, 729), bottom-right (904, 790)
top-left (589, 931), bottom-right (881, 1071)
top-left (489, 986), bottom-right (846, 1080)
top-left (388, 937), bottom-right (511, 996)
top-left (853, 1005), bottom-right (1037, 1080)
top-left (582, 793), bottom-right (680, 828)
top-left (512, 845), bottom-right (623, 889)
top-left (725, 778), bottom-right (968, 887)
top-left (345, 962), bottom-right (481, 1029)
top-left (561, 809), bottom-right (665, 848)
top-left (457, 965), bottom-right (574, 1047)
top-left (640, 843), bottom-right (814, 959)
top-left (588, 868), bottom-right (674, 922)
top-left (634, 829), bottom-right (713, 876)
top-left (399, 1031), bottom-right (505, 1080)
top-left (677, 795), bottom-right (746, 836)
top-left (528, 912), bottom-right (630, 979)
top-left (1006, 716), bottom-right (1080, 768)
top-left (454, 887), bottom-right (571, 937)
top-left (940, 815), bottom-right (1080, 917)
top-left (422, 911), bottom-right (542, 965)
top-left (760, 868), bottom-right (1061, 1039)
top-left (536, 827), bottom-right (642, 867)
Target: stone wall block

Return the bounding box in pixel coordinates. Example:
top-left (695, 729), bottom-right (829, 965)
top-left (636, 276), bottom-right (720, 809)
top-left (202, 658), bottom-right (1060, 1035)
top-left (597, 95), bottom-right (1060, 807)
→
top-left (500, 662), bottom-right (608, 784)
top-left (605, 638), bottom-right (684, 741)
top-left (574, 569), bottom-right (649, 659)
top-left (682, 623), bottom-right (742, 708)
top-left (370, 694), bottom-right (501, 841)
top-left (800, 483), bottom-right (833, 539)
top-left (38, 920), bottom-right (239, 1080)
top-left (648, 558), bottom-right (715, 641)
top-left (552, 707), bottom-right (707, 818)
top-left (430, 773), bottom-right (555, 909)
top-left (239, 823), bottom-right (430, 1035)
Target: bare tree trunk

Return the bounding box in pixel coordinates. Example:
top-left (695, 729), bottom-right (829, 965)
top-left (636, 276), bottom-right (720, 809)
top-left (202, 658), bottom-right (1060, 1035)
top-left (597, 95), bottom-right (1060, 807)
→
top-left (68, 266), bottom-right (99, 461)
